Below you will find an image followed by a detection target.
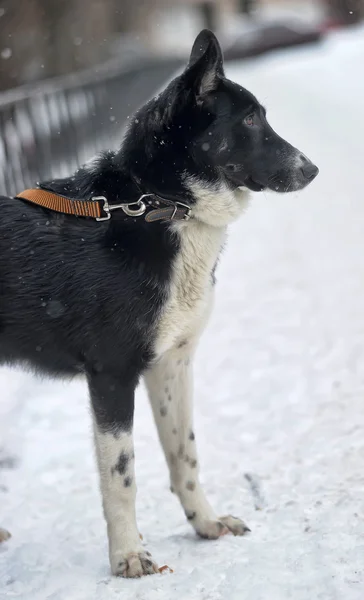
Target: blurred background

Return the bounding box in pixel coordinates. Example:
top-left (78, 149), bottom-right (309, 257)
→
top-left (0, 0), bottom-right (363, 89)
top-left (0, 0), bottom-right (363, 195)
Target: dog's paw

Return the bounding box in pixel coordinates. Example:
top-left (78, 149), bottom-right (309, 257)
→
top-left (195, 519), bottom-right (229, 539)
top-left (196, 515), bottom-right (250, 539)
top-left (113, 551), bottom-right (159, 578)
top-left (219, 515), bottom-right (251, 536)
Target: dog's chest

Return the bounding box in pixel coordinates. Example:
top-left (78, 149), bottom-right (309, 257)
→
top-left (153, 221), bottom-right (226, 357)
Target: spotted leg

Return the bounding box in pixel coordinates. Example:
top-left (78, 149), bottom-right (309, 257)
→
top-left (88, 371), bottom-right (159, 577)
top-left (144, 346), bottom-right (250, 539)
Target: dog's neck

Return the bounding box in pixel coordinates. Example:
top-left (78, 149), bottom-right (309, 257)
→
top-left (41, 150), bottom-right (189, 207)
top-left (40, 151), bottom-right (141, 204)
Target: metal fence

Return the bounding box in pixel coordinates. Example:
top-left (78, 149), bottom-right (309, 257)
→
top-left (0, 56), bottom-right (183, 197)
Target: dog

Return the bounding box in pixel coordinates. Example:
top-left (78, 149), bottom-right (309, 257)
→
top-left (0, 29), bottom-right (318, 577)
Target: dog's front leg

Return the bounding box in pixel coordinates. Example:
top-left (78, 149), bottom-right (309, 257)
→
top-left (88, 371), bottom-right (158, 577)
top-left (144, 347), bottom-right (250, 539)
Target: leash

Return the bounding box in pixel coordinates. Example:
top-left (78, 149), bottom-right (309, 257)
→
top-left (15, 188), bottom-right (191, 223)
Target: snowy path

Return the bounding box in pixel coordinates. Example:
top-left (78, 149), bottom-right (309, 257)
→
top-left (1, 29), bottom-right (364, 600)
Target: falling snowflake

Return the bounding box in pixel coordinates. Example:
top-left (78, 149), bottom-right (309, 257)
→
top-left (1, 47), bottom-right (12, 59)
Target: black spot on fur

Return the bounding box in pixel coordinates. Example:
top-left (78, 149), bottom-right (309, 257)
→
top-left (178, 443), bottom-right (185, 458)
top-left (186, 480), bottom-right (195, 491)
top-left (178, 339), bottom-right (188, 349)
top-left (172, 428), bottom-right (177, 435)
top-left (111, 451), bottom-right (129, 476)
top-left (164, 386), bottom-right (169, 394)
top-left (185, 510), bottom-right (196, 520)
top-left (168, 394), bottom-right (172, 402)
top-left (189, 431), bottom-right (195, 441)
top-left (124, 476), bottom-right (132, 487)
top-left (160, 405), bottom-right (167, 417)
top-left (190, 459), bottom-right (197, 468)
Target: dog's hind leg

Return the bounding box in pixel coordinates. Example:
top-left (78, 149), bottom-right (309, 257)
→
top-left (144, 345), bottom-right (250, 539)
top-left (88, 371), bottom-right (158, 578)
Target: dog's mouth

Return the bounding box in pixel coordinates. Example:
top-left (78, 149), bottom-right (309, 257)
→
top-left (242, 176), bottom-right (266, 192)
top-left (224, 167), bottom-right (266, 193)
top-left (224, 165), bottom-right (267, 192)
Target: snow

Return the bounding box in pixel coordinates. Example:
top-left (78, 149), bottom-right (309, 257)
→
top-left (1, 27), bottom-right (364, 599)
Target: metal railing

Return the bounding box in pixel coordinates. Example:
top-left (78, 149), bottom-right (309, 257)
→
top-left (0, 56), bottom-right (183, 197)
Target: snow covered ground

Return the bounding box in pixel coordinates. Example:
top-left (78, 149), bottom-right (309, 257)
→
top-left (1, 27), bottom-right (364, 600)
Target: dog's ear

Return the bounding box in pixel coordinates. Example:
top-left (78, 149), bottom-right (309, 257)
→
top-left (183, 29), bottom-right (224, 98)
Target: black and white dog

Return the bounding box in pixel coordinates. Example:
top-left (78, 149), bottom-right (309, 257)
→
top-left (0, 30), bottom-right (318, 576)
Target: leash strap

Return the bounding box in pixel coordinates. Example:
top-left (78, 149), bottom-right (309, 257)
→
top-left (16, 189), bottom-right (102, 219)
top-left (15, 188), bottom-right (191, 223)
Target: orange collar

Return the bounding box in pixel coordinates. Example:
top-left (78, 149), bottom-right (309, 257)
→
top-left (15, 188), bottom-right (191, 223)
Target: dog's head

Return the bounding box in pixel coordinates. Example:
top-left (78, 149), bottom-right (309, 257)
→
top-left (125, 30), bottom-right (318, 224)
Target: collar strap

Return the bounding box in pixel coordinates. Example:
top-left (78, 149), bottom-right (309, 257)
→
top-left (15, 189), bottom-right (191, 223)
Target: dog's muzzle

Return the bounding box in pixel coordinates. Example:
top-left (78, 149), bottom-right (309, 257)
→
top-left (266, 152), bottom-right (319, 193)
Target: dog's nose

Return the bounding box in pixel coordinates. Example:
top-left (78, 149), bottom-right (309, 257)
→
top-left (301, 160), bottom-right (319, 181)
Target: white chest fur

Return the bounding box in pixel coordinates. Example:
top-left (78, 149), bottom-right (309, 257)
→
top-left (153, 219), bottom-right (226, 358)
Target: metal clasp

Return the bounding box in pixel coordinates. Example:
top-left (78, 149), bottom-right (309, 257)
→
top-left (93, 196), bottom-right (111, 221)
top-left (94, 194), bottom-right (151, 222)
top-left (171, 200), bottom-right (191, 221)
top-left (121, 196), bottom-right (148, 217)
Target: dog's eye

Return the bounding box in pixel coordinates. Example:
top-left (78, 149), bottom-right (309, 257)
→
top-left (244, 114), bottom-right (254, 126)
